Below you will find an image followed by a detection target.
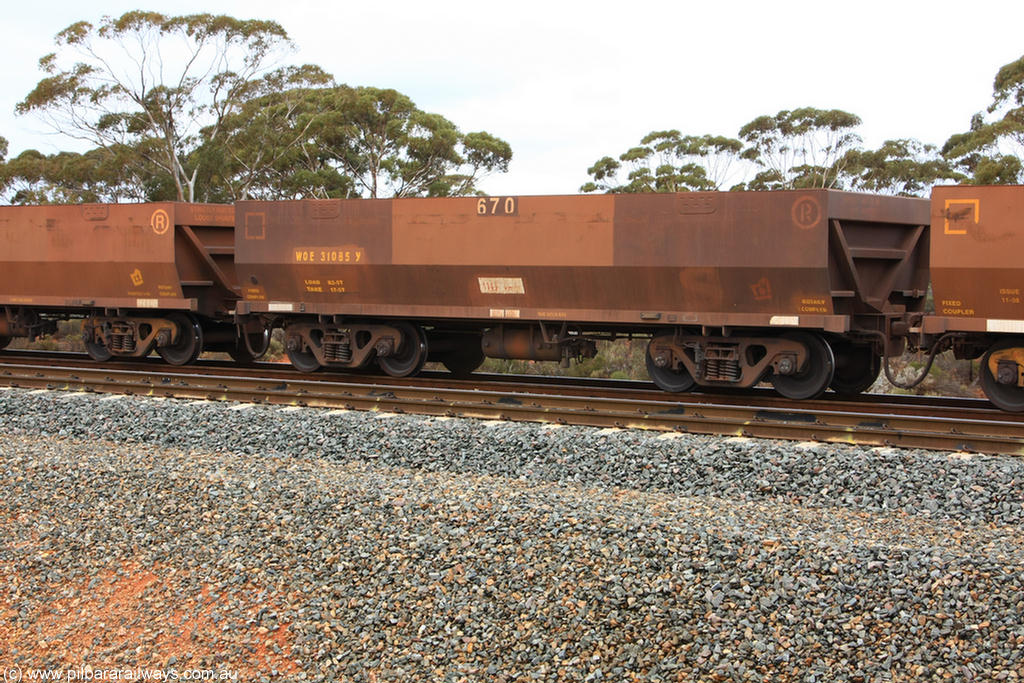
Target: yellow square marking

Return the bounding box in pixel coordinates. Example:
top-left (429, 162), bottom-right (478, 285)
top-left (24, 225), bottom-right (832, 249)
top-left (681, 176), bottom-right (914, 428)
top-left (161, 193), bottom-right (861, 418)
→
top-left (944, 198), bottom-right (978, 235)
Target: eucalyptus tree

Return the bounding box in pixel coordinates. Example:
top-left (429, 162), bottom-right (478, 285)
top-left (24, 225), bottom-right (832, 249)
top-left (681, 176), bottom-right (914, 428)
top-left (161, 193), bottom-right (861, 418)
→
top-left (1, 147), bottom-right (149, 204)
top-left (985, 55), bottom-right (1024, 157)
top-left (0, 136), bottom-right (8, 197)
top-left (193, 65), bottom-right (344, 201)
top-left (843, 139), bottom-right (964, 196)
top-left (738, 107), bottom-right (862, 189)
top-left (943, 54), bottom-right (1024, 184)
top-left (16, 11), bottom-right (307, 202)
top-left (207, 85), bottom-right (512, 200)
top-left (581, 130), bottom-right (743, 193)
top-left (314, 86), bottom-right (512, 198)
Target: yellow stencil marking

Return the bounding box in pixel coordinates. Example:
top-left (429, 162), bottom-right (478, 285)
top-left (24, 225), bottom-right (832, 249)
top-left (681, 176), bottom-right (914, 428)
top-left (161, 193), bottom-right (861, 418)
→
top-left (944, 198), bottom-right (978, 235)
top-left (150, 209), bottom-right (170, 236)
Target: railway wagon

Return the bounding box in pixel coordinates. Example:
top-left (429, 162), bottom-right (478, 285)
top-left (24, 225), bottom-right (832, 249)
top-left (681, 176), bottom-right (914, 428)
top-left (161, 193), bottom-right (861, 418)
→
top-left (923, 185), bottom-right (1024, 411)
top-left (0, 202), bottom-right (260, 363)
top-left (234, 190), bottom-right (930, 399)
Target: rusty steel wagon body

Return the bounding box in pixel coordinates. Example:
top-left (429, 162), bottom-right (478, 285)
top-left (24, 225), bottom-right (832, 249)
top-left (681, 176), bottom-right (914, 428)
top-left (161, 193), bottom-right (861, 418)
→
top-left (233, 190), bottom-right (930, 399)
top-left (12, 188), bottom-right (1000, 405)
top-left (920, 185), bottom-right (1024, 410)
top-left (0, 202), bottom-right (263, 364)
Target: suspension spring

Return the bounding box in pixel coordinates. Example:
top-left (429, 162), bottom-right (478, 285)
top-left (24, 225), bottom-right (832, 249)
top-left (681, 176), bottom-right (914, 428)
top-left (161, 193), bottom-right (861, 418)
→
top-left (323, 332), bottom-right (352, 363)
top-left (110, 334), bottom-right (135, 352)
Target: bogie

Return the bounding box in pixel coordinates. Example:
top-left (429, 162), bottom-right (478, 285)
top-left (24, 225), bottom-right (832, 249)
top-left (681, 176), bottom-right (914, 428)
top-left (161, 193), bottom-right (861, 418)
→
top-left (980, 339), bottom-right (1024, 412)
top-left (646, 332), bottom-right (824, 395)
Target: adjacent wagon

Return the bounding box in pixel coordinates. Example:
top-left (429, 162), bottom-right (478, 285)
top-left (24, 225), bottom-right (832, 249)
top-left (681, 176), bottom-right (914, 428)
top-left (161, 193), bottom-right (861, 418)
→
top-left (922, 185), bottom-right (1024, 410)
top-left (0, 202), bottom-right (259, 363)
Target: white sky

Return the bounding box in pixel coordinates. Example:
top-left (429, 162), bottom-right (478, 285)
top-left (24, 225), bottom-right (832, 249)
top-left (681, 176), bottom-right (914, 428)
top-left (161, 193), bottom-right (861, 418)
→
top-left (2, 0), bottom-right (1022, 196)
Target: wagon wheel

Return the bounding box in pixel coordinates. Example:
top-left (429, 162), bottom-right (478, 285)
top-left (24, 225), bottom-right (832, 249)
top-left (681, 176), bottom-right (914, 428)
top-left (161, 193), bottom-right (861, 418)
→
top-left (81, 331), bottom-right (113, 362)
top-left (645, 340), bottom-right (696, 393)
top-left (442, 336), bottom-right (485, 377)
top-left (229, 327), bottom-right (271, 364)
top-left (157, 313), bottom-right (203, 366)
top-left (285, 347), bottom-right (320, 373)
top-left (829, 341), bottom-right (881, 396)
top-left (378, 323), bottom-right (428, 378)
top-left (771, 332), bottom-right (835, 400)
top-left (85, 339), bottom-right (113, 362)
top-left (981, 339), bottom-right (1024, 412)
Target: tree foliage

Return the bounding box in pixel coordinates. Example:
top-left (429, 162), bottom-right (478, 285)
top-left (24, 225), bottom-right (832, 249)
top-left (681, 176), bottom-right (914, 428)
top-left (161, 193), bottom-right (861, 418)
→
top-left (2, 147), bottom-right (149, 204)
top-left (0, 136), bottom-right (8, 195)
top-left (843, 139), bottom-right (964, 196)
top-left (309, 87), bottom-right (511, 198)
top-left (942, 54), bottom-right (1024, 184)
top-left (991, 55), bottom-right (1024, 111)
top-left (192, 66), bottom-right (343, 202)
top-left (738, 108), bottom-right (862, 189)
top-left (581, 131), bottom-right (742, 193)
top-left (582, 107), bottom-right (969, 197)
top-left (17, 11), bottom-right (299, 202)
top-left (202, 85), bottom-right (512, 200)
top-left (9, 12), bottom-right (512, 204)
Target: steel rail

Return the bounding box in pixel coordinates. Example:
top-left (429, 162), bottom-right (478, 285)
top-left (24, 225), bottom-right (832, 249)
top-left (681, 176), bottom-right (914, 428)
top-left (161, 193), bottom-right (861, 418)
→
top-left (0, 350), bottom-right (1000, 413)
top-left (0, 352), bottom-right (1020, 455)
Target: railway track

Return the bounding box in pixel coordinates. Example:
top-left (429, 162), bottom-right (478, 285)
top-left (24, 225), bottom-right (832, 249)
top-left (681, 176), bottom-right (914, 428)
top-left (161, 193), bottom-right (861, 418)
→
top-left (1, 350), bottom-right (1021, 455)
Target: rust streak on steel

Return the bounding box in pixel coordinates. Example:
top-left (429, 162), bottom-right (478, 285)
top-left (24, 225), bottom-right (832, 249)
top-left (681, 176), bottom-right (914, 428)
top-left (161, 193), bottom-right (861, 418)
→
top-left (1, 353), bottom-right (1022, 455)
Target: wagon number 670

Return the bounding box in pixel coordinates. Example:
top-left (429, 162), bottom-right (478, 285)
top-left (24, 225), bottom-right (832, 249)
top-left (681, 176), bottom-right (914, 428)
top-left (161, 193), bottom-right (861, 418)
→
top-left (477, 197), bottom-right (518, 216)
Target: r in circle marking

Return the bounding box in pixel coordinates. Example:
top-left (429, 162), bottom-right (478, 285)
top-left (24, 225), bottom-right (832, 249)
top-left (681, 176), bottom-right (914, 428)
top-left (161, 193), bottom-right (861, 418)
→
top-left (791, 197), bottom-right (822, 230)
top-left (151, 209), bottom-right (170, 235)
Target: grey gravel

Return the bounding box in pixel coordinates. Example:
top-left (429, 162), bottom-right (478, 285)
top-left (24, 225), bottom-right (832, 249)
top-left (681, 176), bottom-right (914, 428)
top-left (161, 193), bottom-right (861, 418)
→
top-left (1, 386), bottom-right (1023, 681)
